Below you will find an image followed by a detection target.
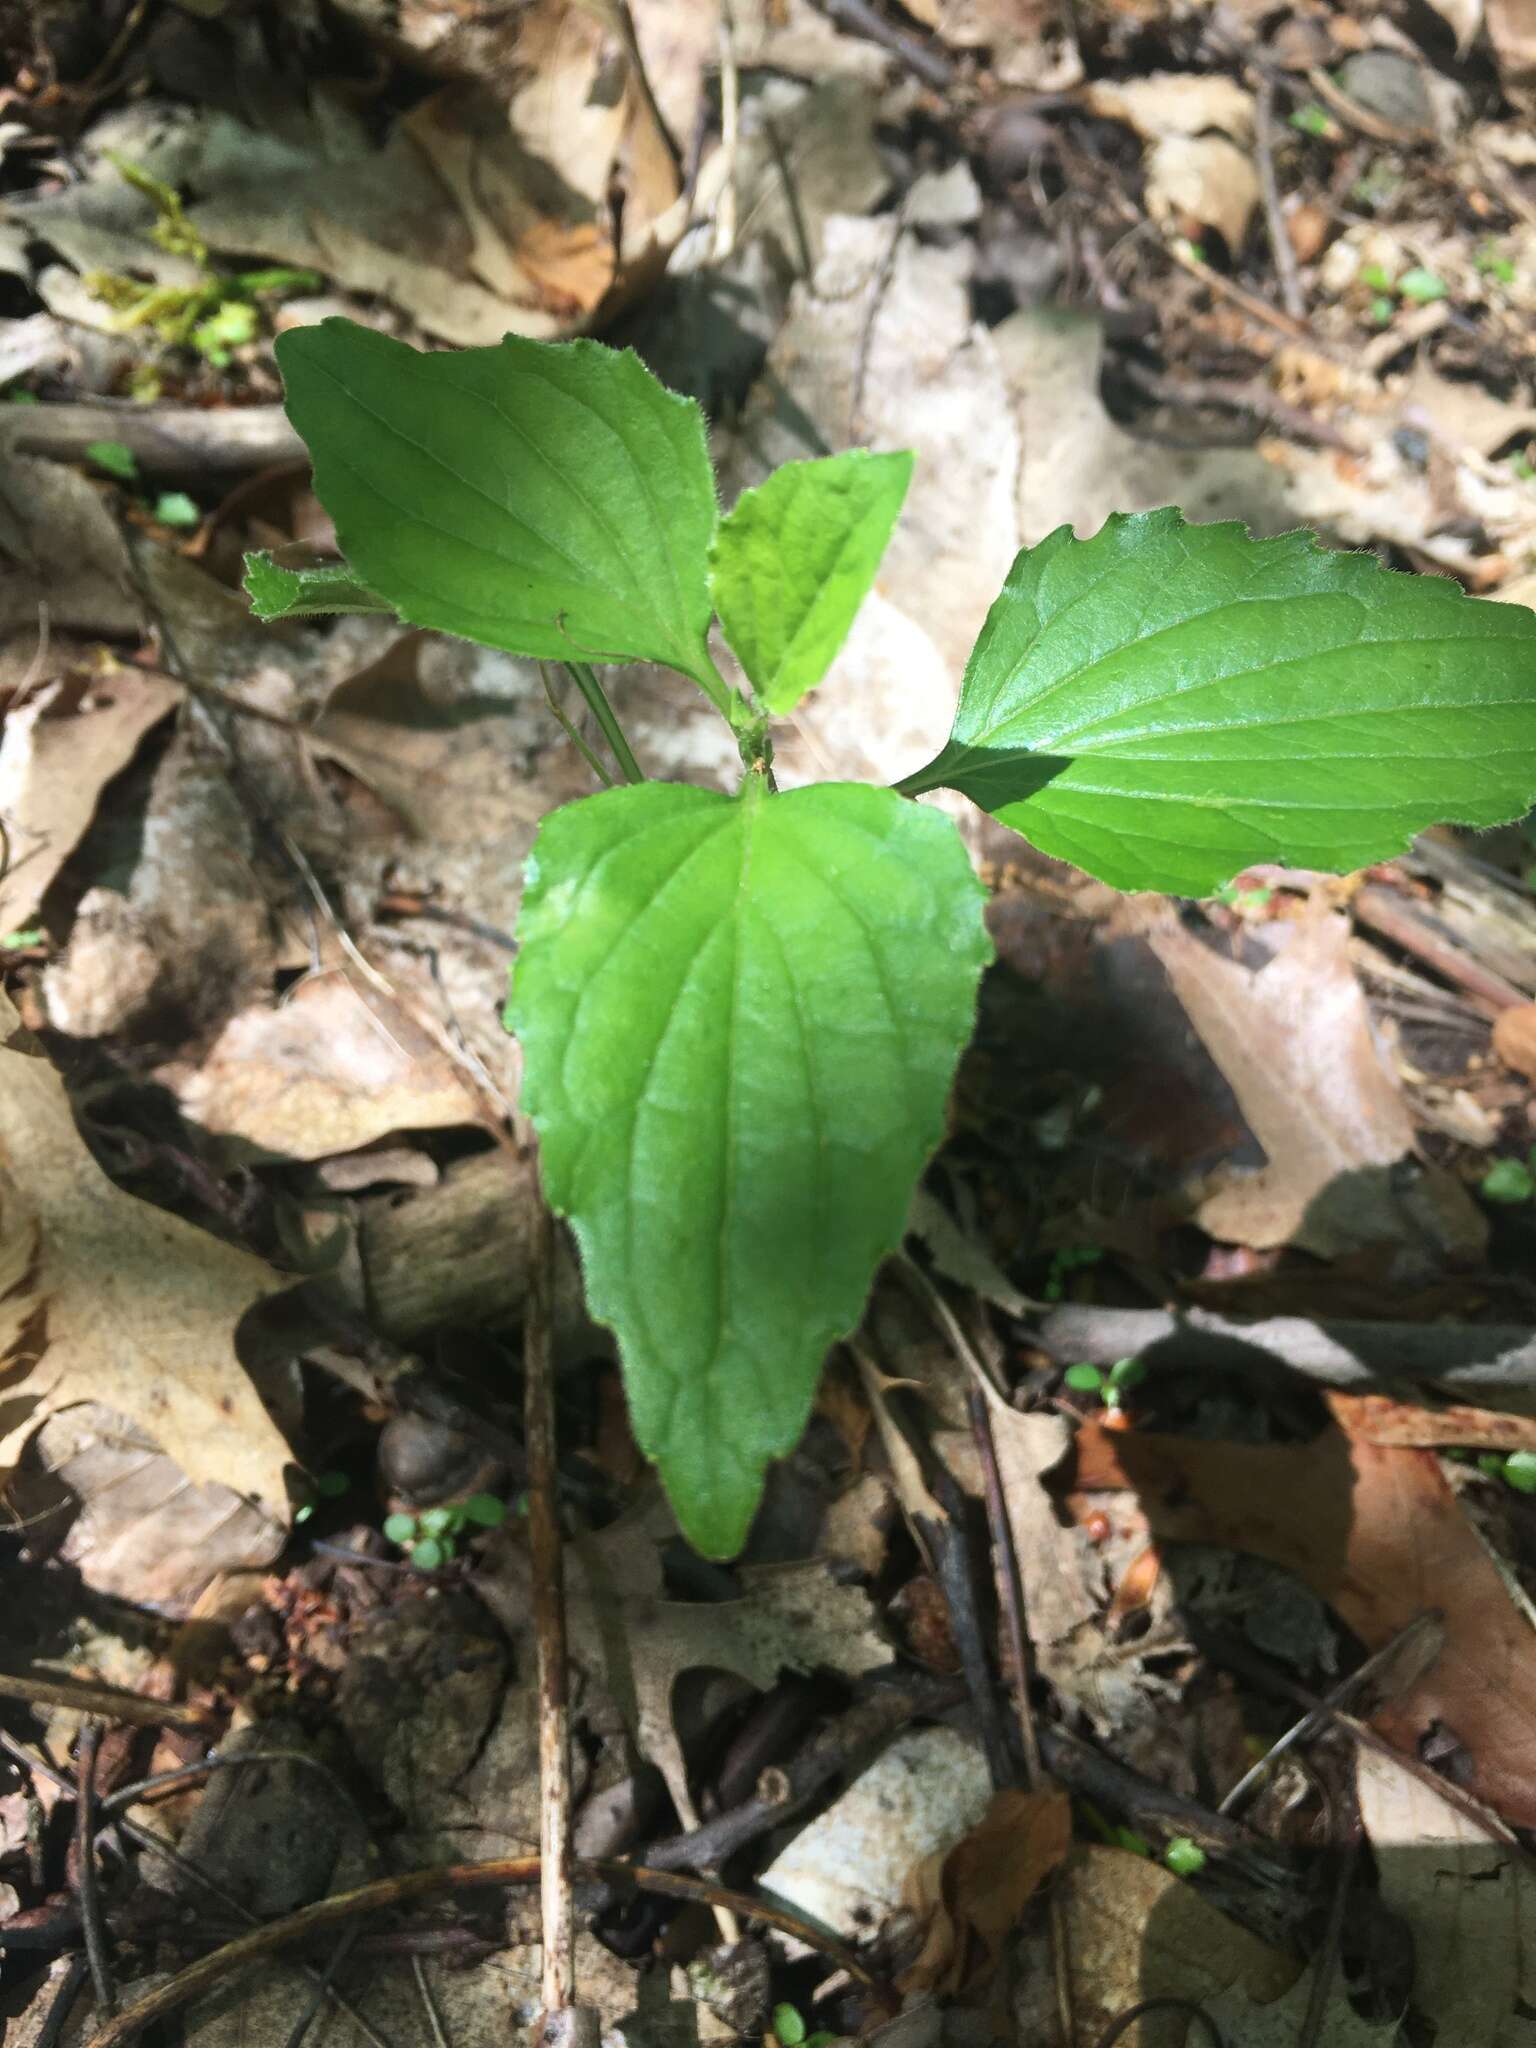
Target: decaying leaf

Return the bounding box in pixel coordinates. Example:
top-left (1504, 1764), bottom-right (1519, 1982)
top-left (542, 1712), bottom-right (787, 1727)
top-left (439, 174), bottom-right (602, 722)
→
top-left (1341, 1394), bottom-right (1536, 1454)
top-left (0, 456), bottom-right (139, 637)
top-left (1074, 1403), bottom-right (1536, 1827)
top-left (164, 971), bottom-right (482, 1163)
top-left (0, 987), bottom-right (293, 1520)
top-left (1143, 900), bottom-right (1484, 1260)
top-left (1015, 1845), bottom-right (1397, 2048)
top-left (899, 1784), bottom-right (1072, 1993)
top-left (0, 655), bottom-right (178, 937)
top-left (1356, 1746), bottom-right (1536, 2045)
top-left (6, 1406), bottom-right (284, 1609)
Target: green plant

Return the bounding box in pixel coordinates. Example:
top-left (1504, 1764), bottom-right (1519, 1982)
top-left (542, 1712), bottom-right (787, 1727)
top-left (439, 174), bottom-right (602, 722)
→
top-left (1481, 1153), bottom-right (1536, 1205)
top-left (249, 319), bottom-right (1536, 1556)
top-left (85, 439), bottom-right (138, 481)
top-left (383, 1492), bottom-right (508, 1569)
top-left (1063, 1357), bottom-right (1148, 1409)
top-left (1163, 1837), bottom-right (1206, 1877)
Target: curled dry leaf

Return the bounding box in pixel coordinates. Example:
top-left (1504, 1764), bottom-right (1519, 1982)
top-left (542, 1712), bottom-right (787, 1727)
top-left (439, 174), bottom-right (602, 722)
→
top-left (1492, 1001), bottom-right (1536, 1082)
top-left (1340, 1393), bottom-right (1536, 1454)
top-left (1143, 900), bottom-right (1484, 1262)
top-left (899, 1784), bottom-right (1072, 1994)
top-left (0, 988), bottom-right (293, 1521)
top-left (1356, 1746), bottom-right (1536, 2044)
top-left (1083, 72), bottom-right (1255, 142)
top-left (1144, 133), bottom-right (1259, 253)
top-left (1074, 1399), bottom-right (1536, 1827)
top-left (0, 657), bottom-right (179, 937)
top-left (165, 971), bottom-right (482, 1163)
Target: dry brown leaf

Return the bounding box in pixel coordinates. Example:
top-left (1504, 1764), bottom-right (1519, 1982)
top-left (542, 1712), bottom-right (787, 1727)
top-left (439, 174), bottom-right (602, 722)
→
top-left (1356, 1746), bottom-right (1536, 2044)
top-left (1074, 1407), bottom-right (1536, 1826)
top-left (1144, 133), bottom-right (1259, 252)
top-left (899, 1784), bottom-right (1071, 1993)
top-left (0, 659), bottom-right (178, 936)
top-left (1145, 900), bottom-right (1482, 1259)
top-left (1018, 1844), bottom-right (1398, 2046)
top-left (558, 1495), bottom-right (893, 1828)
top-left (165, 971), bottom-right (481, 1163)
top-left (1340, 1393), bottom-right (1536, 1453)
top-left (1493, 1002), bottom-right (1536, 1081)
top-left (1083, 72), bottom-right (1255, 142)
top-left (1487, 0), bottom-right (1536, 108)
top-left (7, 1406), bottom-right (284, 1610)
top-left (0, 456), bottom-right (139, 637)
top-left (0, 988), bottom-right (292, 1520)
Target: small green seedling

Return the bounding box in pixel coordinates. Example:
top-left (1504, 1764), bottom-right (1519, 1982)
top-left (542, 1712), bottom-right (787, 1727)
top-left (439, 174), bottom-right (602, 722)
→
top-left (153, 491), bottom-right (201, 529)
top-left (251, 319), bottom-right (1536, 1556)
top-left (0, 928), bottom-right (43, 951)
top-left (1164, 1837), bottom-right (1207, 1878)
top-left (1481, 1153), bottom-right (1536, 1206)
top-left (383, 1493), bottom-right (508, 1569)
top-left (85, 439), bottom-right (138, 481)
top-left (1043, 1243), bottom-right (1104, 1303)
top-left (1397, 267), bottom-right (1448, 304)
top-left (1063, 1357), bottom-right (1147, 1409)
top-left (1289, 103), bottom-right (1335, 139)
top-left (1476, 241), bottom-right (1517, 285)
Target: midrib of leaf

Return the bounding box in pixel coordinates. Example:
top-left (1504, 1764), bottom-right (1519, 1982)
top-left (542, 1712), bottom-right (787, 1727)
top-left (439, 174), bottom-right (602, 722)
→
top-left (307, 353), bottom-right (696, 662)
top-left (964, 600), bottom-right (1529, 754)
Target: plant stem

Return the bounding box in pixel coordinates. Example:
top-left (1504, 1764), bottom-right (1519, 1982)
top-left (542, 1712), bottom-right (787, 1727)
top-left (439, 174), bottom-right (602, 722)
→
top-left (565, 663), bottom-right (644, 785)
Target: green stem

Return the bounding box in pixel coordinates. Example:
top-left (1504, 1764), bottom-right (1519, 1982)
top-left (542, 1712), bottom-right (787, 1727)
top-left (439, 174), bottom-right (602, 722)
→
top-left (567, 662), bottom-right (645, 786)
top-left (540, 666), bottom-right (614, 788)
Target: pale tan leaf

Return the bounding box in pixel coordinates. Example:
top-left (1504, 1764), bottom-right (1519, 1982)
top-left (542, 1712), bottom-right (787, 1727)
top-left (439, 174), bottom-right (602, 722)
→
top-left (0, 987), bottom-right (292, 1519)
top-left (0, 661), bottom-right (179, 936)
top-left (1357, 1746), bottom-right (1536, 2044)
top-left (899, 1785), bottom-right (1072, 1993)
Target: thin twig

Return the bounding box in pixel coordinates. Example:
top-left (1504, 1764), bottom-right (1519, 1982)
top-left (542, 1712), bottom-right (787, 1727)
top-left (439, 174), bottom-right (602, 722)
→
top-left (716, 0), bottom-right (740, 261)
top-left (967, 1393), bottom-right (1041, 1784)
top-left (281, 1926), bottom-right (361, 2048)
top-left (1217, 1612), bottom-right (1443, 1816)
top-left (74, 1724), bottom-right (114, 2019)
top-left (1297, 1818), bottom-right (1360, 2048)
top-left (1253, 76), bottom-right (1305, 320)
top-left (1094, 2001), bottom-right (1224, 2048)
top-left (83, 1857), bottom-right (881, 2048)
top-left (34, 1959), bottom-right (91, 2048)
top-left (524, 1187), bottom-right (585, 2032)
top-left (808, 0), bottom-right (953, 88)
top-left (0, 1672), bottom-right (211, 1730)
top-left (1163, 238), bottom-right (1316, 344)
top-left (411, 1956), bottom-right (452, 2048)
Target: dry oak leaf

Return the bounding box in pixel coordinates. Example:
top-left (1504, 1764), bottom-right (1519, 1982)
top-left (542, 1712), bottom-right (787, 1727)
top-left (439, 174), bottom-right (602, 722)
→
top-left (1074, 1400), bottom-right (1536, 1827)
top-left (899, 1783), bottom-right (1072, 1994)
top-left (1340, 1392), bottom-right (1536, 1455)
top-left (0, 989), bottom-right (293, 1519)
top-left (1492, 1002), bottom-right (1536, 1083)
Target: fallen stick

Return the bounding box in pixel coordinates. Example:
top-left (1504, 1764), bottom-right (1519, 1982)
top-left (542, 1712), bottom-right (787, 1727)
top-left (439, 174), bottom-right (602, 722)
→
top-left (1, 402), bottom-right (303, 475)
top-left (1035, 1304), bottom-right (1536, 1405)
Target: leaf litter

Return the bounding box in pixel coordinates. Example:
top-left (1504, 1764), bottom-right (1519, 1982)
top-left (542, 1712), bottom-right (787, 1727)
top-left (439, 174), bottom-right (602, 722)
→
top-left (7, 0), bottom-right (1536, 2042)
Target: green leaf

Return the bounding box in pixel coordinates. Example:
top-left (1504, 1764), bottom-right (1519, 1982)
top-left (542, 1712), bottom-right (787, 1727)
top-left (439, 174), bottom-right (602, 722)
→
top-left (709, 450), bottom-right (913, 713)
top-left (418, 1506), bottom-right (456, 1536)
top-left (1481, 1157), bottom-right (1536, 1205)
top-left (243, 548), bottom-right (399, 622)
top-left (411, 1535), bottom-right (446, 1570)
top-left (1064, 1363), bottom-right (1105, 1393)
top-left (461, 1492), bottom-right (507, 1528)
top-left (901, 510), bottom-right (1536, 897)
top-left (153, 491), bottom-right (201, 529)
top-left (275, 319), bottom-right (722, 688)
top-left (382, 1512), bottom-right (418, 1545)
top-left (1503, 1450), bottom-right (1536, 1493)
top-left (1164, 1836), bottom-right (1207, 1877)
top-left (1398, 267), bottom-right (1447, 303)
top-left (508, 777), bottom-right (990, 1556)
top-left (85, 439), bottom-right (137, 481)
top-left (774, 2008), bottom-right (807, 2047)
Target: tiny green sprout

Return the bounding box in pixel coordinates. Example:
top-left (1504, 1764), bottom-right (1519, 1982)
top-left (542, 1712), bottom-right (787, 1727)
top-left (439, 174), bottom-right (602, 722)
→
top-left (418, 1506), bottom-right (457, 1538)
top-left (1164, 1837), bottom-right (1207, 1878)
top-left (461, 1493), bottom-right (508, 1528)
top-left (1113, 1826), bottom-right (1153, 1859)
top-left (1503, 1450), bottom-right (1536, 1494)
top-left (154, 491), bottom-right (201, 529)
top-left (1479, 1452), bottom-right (1511, 1478)
top-left (1064, 1363), bottom-right (1106, 1395)
top-left (1214, 881), bottom-right (1272, 911)
top-left (1106, 1356), bottom-right (1148, 1394)
top-left (1476, 241), bottom-right (1517, 284)
top-left (1290, 103), bottom-right (1334, 138)
top-left (317, 1470), bottom-right (350, 1499)
top-left (1511, 451), bottom-right (1536, 484)
top-left (411, 1535), bottom-right (447, 1571)
top-left (1, 928), bottom-right (44, 951)
top-left (193, 299), bottom-right (258, 367)
top-left (803, 2035), bottom-right (838, 2048)
top-left (1369, 296), bottom-right (1396, 327)
top-left (1359, 264), bottom-right (1395, 294)
top-left (773, 2006), bottom-right (806, 2047)
top-left (382, 1511), bottom-right (419, 1546)
top-left (1397, 268), bottom-right (1447, 304)
top-left (1481, 1156), bottom-right (1536, 1206)
top-left (85, 439), bottom-right (138, 481)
